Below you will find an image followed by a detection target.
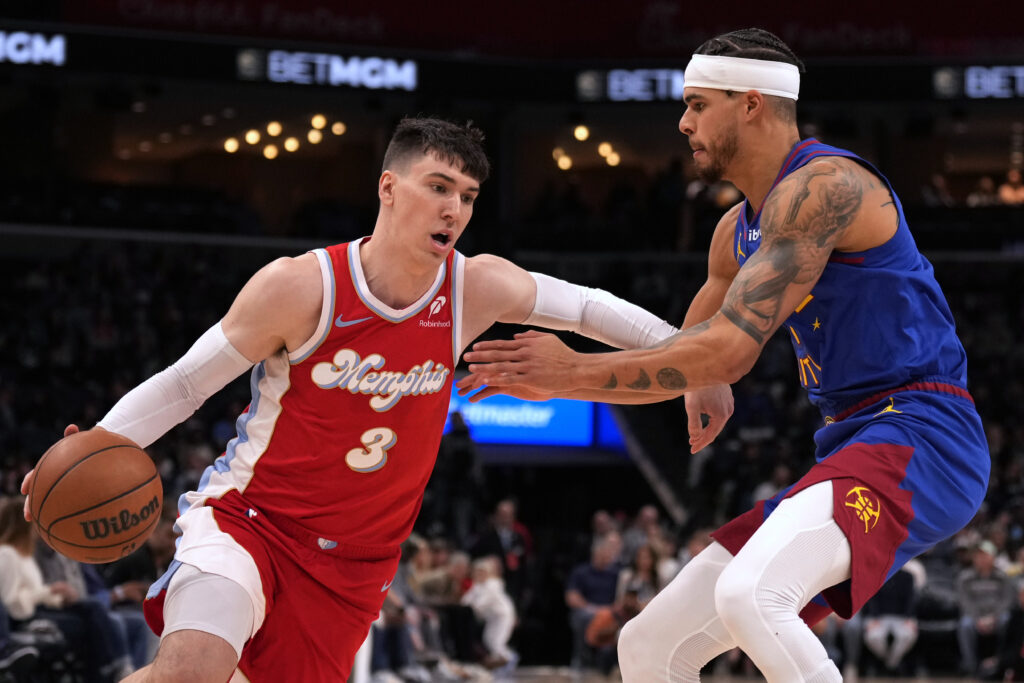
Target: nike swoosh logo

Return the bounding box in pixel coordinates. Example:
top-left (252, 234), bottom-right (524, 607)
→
top-left (335, 315), bottom-right (373, 328)
top-left (381, 579), bottom-right (393, 592)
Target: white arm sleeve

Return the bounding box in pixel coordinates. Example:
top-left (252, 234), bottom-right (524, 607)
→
top-left (522, 272), bottom-right (679, 349)
top-left (97, 322), bottom-right (254, 448)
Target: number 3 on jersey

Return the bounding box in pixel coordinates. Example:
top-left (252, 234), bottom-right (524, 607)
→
top-left (346, 427), bottom-right (397, 472)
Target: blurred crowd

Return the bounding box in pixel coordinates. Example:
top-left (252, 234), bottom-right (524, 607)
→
top-left (1, 198), bottom-right (1024, 679)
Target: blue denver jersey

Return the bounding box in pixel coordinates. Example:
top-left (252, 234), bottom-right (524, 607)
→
top-left (734, 139), bottom-right (968, 419)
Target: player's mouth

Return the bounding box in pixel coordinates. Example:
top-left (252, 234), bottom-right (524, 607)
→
top-left (430, 232), bottom-right (452, 250)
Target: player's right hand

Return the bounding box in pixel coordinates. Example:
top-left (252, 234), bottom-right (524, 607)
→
top-left (22, 424), bottom-right (81, 521)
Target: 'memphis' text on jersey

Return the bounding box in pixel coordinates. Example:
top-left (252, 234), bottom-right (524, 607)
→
top-left (311, 348), bottom-right (451, 411)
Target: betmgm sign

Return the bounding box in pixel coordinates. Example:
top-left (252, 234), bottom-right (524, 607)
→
top-left (0, 31), bottom-right (65, 66)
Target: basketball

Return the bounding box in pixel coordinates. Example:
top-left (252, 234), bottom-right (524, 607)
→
top-left (29, 429), bottom-right (163, 564)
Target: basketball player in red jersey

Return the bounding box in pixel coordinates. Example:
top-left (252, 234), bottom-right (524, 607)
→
top-left (22, 117), bottom-right (727, 682)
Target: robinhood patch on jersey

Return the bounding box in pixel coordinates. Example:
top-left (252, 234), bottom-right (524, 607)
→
top-left (310, 348), bottom-right (450, 411)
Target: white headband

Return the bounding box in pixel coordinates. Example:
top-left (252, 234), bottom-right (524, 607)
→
top-left (683, 54), bottom-right (800, 100)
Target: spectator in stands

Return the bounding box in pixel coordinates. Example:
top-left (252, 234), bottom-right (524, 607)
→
top-left (957, 539), bottom-right (1016, 676)
top-left (861, 566), bottom-right (918, 675)
top-left (0, 599), bottom-right (39, 680)
top-left (751, 462), bottom-right (794, 502)
top-left (921, 172), bottom-right (956, 207)
top-left (461, 556), bottom-right (517, 670)
top-left (616, 543), bottom-right (663, 609)
top-left (999, 168), bottom-right (1024, 205)
top-left (101, 514), bottom-right (177, 669)
top-left (565, 531), bottom-right (622, 672)
top-left (997, 579), bottom-right (1024, 681)
top-left (621, 505), bottom-right (664, 565)
top-left (471, 499), bottom-right (531, 608)
top-left (966, 176), bottom-right (1000, 207)
top-left (0, 496), bottom-right (130, 681)
top-left (34, 543), bottom-right (137, 679)
top-left (427, 412), bottom-right (485, 549)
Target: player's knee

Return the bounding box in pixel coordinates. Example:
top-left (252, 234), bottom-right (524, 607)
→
top-left (618, 617), bottom-right (655, 679)
top-left (714, 561), bottom-right (758, 629)
top-left (618, 606), bottom-right (678, 679)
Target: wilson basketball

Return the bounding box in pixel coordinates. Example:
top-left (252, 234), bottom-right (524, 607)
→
top-left (29, 429), bottom-right (163, 564)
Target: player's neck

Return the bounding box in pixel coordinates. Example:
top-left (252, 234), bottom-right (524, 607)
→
top-left (729, 127), bottom-right (801, 213)
top-left (358, 233), bottom-right (441, 309)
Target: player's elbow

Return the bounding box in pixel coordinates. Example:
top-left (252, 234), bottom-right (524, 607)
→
top-left (727, 350), bottom-right (759, 384)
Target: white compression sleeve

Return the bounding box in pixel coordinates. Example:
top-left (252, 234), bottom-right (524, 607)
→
top-left (97, 322), bottom-right (254, 448)
top-left (523, 272), bottom-right (678, 349)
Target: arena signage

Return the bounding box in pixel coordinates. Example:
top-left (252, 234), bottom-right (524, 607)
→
top-left (933, 65), bottom-right (1024, 99)
top-left (445, 391), bottom-right (626, 450)
top-left (237, 47), bottom-right (417, 90)
top-left (0, 31), bottom-right (65, 66)
top-left (577, 68), bottom-right (686, 102)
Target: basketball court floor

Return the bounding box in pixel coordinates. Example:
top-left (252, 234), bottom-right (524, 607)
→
top-left (506, 668), bottom-right (979, 682)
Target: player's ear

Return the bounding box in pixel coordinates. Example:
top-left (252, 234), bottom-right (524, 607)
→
top-left (379, 170), bottom-right (396, 205)
top-left (744, 91), bottom-right (765, 118)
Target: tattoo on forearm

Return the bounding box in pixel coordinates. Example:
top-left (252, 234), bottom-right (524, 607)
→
top-left (626, 369), bottom-right (651, 390)
top-left (601, 373), bottom-right (618, 390)
top-left (657, 368), bottom-right (686, 390)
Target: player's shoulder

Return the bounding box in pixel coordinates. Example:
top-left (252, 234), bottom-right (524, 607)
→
top-left (464, 252), bottom-right (518, 285)
top-left (711, 202), bottom-right (744, 234)
top-left (242, 252), bottom-right (323, 311)
top-left (789, 154), bottom-right (871, 187)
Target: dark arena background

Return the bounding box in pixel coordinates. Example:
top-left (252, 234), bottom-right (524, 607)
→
top-left (1, 2), bottom-right (1023, 681)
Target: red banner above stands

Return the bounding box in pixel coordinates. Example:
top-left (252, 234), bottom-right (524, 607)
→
top-left (59, 0), bottom-right (1023, 59)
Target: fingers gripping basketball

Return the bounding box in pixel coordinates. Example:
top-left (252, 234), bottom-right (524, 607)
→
top-left (28, 429), bottom-right (163, 564)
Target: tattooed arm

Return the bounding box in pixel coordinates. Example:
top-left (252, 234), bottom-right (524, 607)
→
top-left (463, 158), bottom-right (865, 397)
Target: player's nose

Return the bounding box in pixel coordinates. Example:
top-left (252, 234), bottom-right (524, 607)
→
top-left (679, 112), bottom-right (694, 136)
top-left (441, 194), bottom-right (462, 221)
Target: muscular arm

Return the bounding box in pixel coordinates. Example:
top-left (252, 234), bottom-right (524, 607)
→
top-left (458, 254), bottom-right (679, 402)
top-left (465, 159), bottom-right (865, 398)
top-left (682, 204), bottom-right (741, 329)
top-left (95, 254), bottom-right (322, 446)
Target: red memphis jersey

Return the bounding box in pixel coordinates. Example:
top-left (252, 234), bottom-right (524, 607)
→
top-left (181, 239), bottom-right (464, 548)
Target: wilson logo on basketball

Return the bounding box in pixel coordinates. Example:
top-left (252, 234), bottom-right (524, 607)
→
top-left (79, 496), bottom-right (160, 540)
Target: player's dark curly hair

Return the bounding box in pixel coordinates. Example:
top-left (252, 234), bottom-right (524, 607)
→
top-left (693, 28), bottom-right (804, 123)
top-left (694, 28), bottom-right (805, 72)
top-left (382, 116), bottom-right (491, 182)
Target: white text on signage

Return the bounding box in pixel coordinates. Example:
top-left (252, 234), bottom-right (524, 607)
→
top-left (0, 32), bottom-right (65, 66)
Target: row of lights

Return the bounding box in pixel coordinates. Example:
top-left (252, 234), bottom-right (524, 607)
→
top-left (118, 105), bottom-right (239, 159)
top-left (552, 126), bottom-right (621, 170)
top-left (225, 115), bottom-right (348, 159)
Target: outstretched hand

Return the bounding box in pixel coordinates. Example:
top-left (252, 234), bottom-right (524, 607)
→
top-left (455, 372), bottom-right (556, 403)
top-left (22, 424), bottom-right (80, 521)
top-left (462, 330), bottom-right (583, 393)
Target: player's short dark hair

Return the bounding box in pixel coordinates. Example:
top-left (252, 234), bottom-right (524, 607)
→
top-left (693, 28), bottom-right (804, 124)
top-left (382, 117), bottom-right (490, 183)
top-left (694, 28), bottom-right (805, 72)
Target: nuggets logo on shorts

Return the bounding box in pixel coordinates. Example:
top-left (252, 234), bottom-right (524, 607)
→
top-left (844, 486), bottom-right (882, 533)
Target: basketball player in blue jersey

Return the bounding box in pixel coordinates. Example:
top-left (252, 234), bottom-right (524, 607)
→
top-left (461, 28), bottom-right (990, 682)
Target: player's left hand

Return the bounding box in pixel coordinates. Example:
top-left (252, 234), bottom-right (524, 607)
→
top-left (455, 373), bottom-right (556, 403)
top-left (463, 330), bottom-right (582, 392)
top-left (684, 384), bottom-right (733, 453)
